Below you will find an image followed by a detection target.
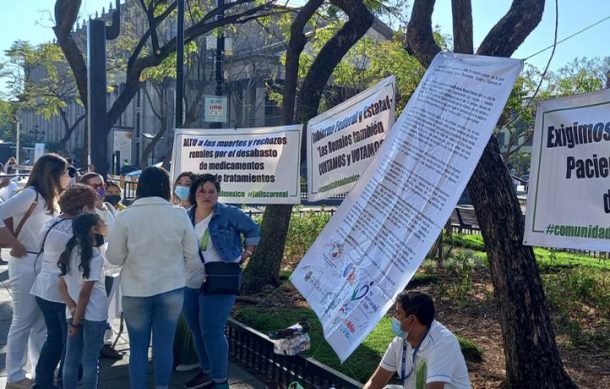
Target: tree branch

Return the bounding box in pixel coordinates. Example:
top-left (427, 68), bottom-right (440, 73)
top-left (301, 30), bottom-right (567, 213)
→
top-left (477, 0), bottom-right (545, 57)
top-left (452, 0), bottom-right (473, 54)
top-left (53, 0), bottom-right (88, 107)
top-left (406, 0), bottom-right (441, 68)
top-left (108, 2), bottom-right (281, 130)
top-left (282, 0), bottom-right (324, 124)
top-left (296, 0), bottom-right (374, 155)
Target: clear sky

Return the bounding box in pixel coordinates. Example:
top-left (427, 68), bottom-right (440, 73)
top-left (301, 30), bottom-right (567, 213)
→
top-left (1, 0), bottom-right (610, 95)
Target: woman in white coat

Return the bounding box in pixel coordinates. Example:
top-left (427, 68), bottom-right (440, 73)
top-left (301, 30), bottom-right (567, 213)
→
top-left (0, 154), bottom-right (70, 388)
top-left (106, 166), bottom-right (199, 389)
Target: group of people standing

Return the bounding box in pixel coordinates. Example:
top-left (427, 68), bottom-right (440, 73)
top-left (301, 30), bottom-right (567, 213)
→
top-left (0, 153), bottom-right (260, 389)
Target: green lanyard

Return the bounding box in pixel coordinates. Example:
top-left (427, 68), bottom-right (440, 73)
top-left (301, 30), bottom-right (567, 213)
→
top-left (200, 229), bottom-right (210, 251)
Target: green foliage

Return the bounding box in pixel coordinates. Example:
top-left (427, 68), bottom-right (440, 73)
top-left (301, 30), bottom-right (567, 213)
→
top-left (269, 4), bottom-right (427, 114)
top-left (457, 336), bottom-right (483, 362)
top-left (450, 233), bottom-right (485, 251)
top-left (440, 251), bottom-right (480, 301)
top-left (282, 209), bottom-right (332, 266)
top-left (542, 267), bottom-right (610, 350)
top-left (3, 41), bottom-right (78, 120)
top-left (534, 248), bottom-right (610, 271)
top-left (0, 100), bottom-right (17, 141)
top-left (140, 42), bottom-right (199, 83)
top-left (500, 57), bottom-right (610, 168)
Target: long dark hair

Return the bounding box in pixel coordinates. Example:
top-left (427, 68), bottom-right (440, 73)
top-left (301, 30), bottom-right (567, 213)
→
top-left (26, 153), bottom-right (67, 213)
top-left (136, 166), bottom-right (171, 201)
top-left (58, 213), bottom-right (100, 279)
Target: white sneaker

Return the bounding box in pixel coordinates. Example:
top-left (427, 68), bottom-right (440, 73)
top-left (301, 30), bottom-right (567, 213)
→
top-left (5, 377), bottom-right (34, 389)
top-left (175, 363), bottom-right (200, 372)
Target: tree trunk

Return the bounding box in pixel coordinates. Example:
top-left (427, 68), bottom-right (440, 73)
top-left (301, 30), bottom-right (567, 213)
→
top-left (407, 0), bottom-right (576, 387)
top-left (242, 204), bottom-right (294, 292)
top-left (58, 110), bottom-right (86, 154)
top-left (242, 0), bottom-right (324, 294)
top-left (469, 138), bottom-right (576, 388)
top-left (242, 0), bottom-right (374, 294)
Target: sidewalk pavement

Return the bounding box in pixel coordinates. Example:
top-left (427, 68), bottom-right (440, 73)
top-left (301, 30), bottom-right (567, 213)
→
top-left (0, 249), bottom-right (268, 388)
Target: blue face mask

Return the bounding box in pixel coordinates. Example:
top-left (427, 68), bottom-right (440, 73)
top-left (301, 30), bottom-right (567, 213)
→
top-left (391, 318), bottom-right (406, 338)
top-left (174, 185), bottom-right (190, 201)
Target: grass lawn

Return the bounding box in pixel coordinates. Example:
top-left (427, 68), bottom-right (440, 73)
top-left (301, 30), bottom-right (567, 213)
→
top-left (233, 304), bottom-right (394, 383)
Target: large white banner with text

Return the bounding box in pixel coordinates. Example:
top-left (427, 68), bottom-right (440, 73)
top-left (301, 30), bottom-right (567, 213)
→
top-left (171, 126), bottom-right (302, 204)
top-left (307, 76), bottom-right (396, 201)
top-left (524, 89), bottom-right (610, 251)
top-left (291, 53), bottom-right (522, 362)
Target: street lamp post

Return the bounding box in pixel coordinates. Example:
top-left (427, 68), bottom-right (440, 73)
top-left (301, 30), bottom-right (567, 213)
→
top-left (30, 125), bottom-right (45, 142)
top-left (15, 121), bottom-right (20, 175)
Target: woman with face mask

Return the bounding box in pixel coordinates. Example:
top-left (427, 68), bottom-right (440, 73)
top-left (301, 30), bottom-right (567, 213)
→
top-left (79, 173), bottom-right (117, 230)
top-left (172, 171), bottom-right (200, 373)
top-left (79, 172), bottom-right (122, 360)
top-left (30, 184), bottom-right (99, 389)
top-left (104, 181), bottom-right (126, 211)
top-left (173, 171), bottom-right (195, 208)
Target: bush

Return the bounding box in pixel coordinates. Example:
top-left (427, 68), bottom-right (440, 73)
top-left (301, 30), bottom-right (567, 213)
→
top-left (543, 267), bottom-right (610, 350)
top-left (282, 209), bottom-right (331, 268)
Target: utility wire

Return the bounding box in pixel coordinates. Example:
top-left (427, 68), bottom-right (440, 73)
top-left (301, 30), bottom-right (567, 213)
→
top-left (523, 14), bottom-right (610, 61)
top-left (502, 0), bottom-right (559, 132)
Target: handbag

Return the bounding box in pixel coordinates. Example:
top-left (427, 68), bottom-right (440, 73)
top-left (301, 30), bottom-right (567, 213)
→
top-left (190, 210), bottom-right (242, 295)
top-left (1, 192), bottom-right (39, 249)
top-left (202, 261), bottom-right (241, 295)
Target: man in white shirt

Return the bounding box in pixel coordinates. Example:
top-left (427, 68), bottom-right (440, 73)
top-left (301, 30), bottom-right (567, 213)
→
top-left (363, 291), bottom-right (471, 389)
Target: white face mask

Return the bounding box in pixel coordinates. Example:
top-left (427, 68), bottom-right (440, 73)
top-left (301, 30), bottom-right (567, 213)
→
top-left (174, 185), bottom-right (190, 201)
top-left (391, 317), bottom-right (406, 338)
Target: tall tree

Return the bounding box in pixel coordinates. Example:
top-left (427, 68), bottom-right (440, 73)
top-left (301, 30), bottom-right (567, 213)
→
top-left (3, 41), bottom-right (85, 153)
top-left (406, 0), bottom-right (576, 387)
top-left (242, 0), bottom-right (375, 292)
top-left (53, 0), bottom-right (281, 164)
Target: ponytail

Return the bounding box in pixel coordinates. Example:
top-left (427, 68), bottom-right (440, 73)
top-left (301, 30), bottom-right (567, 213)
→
top-left (57, 213), bottom-right (100, 279)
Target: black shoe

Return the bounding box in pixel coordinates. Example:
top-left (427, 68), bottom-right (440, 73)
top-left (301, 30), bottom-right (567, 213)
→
top-left (184, 371), bottom-right (213, 389)
top-left (0, 259), bottom-right (8, 265)
top-left (100, 344), bottom-right (123, 360)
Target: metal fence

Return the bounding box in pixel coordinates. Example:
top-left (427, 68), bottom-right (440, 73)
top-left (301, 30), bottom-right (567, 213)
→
top-left (227, 319), bottom-right (361, 389)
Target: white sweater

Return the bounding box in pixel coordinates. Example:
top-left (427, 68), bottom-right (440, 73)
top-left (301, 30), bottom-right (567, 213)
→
top-left (106, 197), bottom-right (199, 297)
top-left (0, 187), bottom-right (54, 253)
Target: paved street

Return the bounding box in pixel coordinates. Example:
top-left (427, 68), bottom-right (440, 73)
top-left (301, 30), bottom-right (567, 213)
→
top-left (0, 249), bottom-right (267, 388)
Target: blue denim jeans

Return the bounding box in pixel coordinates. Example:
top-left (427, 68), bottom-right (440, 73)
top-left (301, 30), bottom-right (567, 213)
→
top-left (182, 288), bottom-right (211, 374)
top-left (122, 288), bottom-right (184, 389)
top-left (62, 319), bottom-right (106, 389)
top-left (34, 297), bottom-right (67, 389)
top-left (182, 288), bottom-right (235, 383)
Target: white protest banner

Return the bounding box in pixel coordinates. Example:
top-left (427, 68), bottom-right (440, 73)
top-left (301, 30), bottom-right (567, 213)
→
top-left (524, 89), bottom-right (610, 251)
top-left (291, 53), bottom-right (522, 362)
top-left (307, 76), bottom-right (396, 201)
top-left (171, 125), bottom-right (302, 204)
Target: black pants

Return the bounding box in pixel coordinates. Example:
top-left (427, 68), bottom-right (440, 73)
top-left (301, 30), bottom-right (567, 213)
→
top-left (34, 297), bottom-right (66, 388)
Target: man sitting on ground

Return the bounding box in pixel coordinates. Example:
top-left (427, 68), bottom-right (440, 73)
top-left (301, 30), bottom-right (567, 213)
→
top-left (363, 291), bottom-right (471, 389)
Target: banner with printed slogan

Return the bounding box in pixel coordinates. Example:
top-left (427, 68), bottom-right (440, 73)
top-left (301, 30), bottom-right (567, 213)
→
top-left (291, 53), bottom-right (522, 362)
top-left (307, 76), bottom-right (396, 201)
top-left (524, 89), bottom-right (610, 251)
top-left (171, 125), bottom-right (302, 204)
